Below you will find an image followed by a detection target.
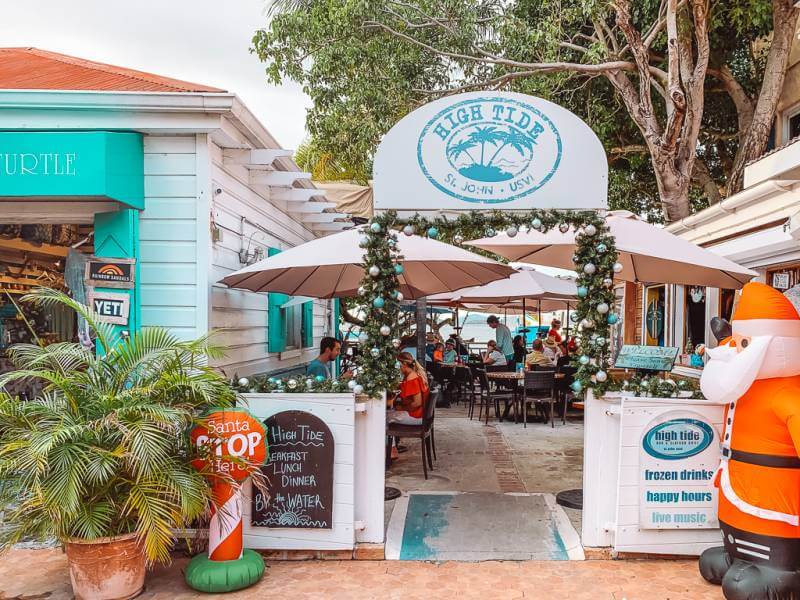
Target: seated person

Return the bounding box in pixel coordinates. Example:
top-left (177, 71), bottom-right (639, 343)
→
top-left (442, 339), bottom-right (458, 364)
top-left (526, 338), bottom-right (556, 368)
top-left (307, 336), bottom-right (352, 380)
top-left (387, 352), bottom-right (429, 425)
top-left (482, 340), bottom-right (508, 367)
top-left (512, 334), bottom-right (527, 365)
top-left (432, 342), bottom-right (445, 363)
top-left (543, 335), bottom-right (562, 363)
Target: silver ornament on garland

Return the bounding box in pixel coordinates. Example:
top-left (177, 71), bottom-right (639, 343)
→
top-left (358, 285), bottom-right (366, 295)
top-left (613, 262), bottom-right (624, 273)
top-left (559, 223), bottom-right (570, 233)
top-left (596, 302), bottom-right (609, 314)
top-left (380, 325), bottom-right (391, 336)
top-left (368, 265), bottom-right (381, 277)
top-left (453, 234), bottom-right (464, 245)
top-left (391, 338), bottom-right (401, 348)
top-left (595, 370), bottom-right (608, 382)
top-left (358, 332), bottom-right (369, 344)
top-left (602, 278), bottom-right (613, 288)
top-left (347, 379), bottom-right (357, 390)
top-left (596, 243), bottom-right (607, 253)
top-left (580, 318), bottom-right (594, 329)
top-left (583, 263), bottom-right (596, 275)
top-left (353, 384), bottom-right (364, 395)
top-left (403, 224), bottom-right (415, 236)
top-left (506, 226), bottom-right (518, 238)
top-left (287, 378), bottom-right (298, 389)
top-left (238, 377), bottom-right (249, 387)
top-left (358, 235), bottom-right (369, 248)
top-left (486, 227), bottom-right (496, 237)
top-left (584, 224), bottom-right (597, 236)
top-left (305, 378), bottom-right (314, 388)
top-left (396, 292), bottom-right (404, 302)
top-left (531, 217), bottom-right (542, 230)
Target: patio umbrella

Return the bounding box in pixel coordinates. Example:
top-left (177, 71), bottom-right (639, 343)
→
top-left (467, 210), bottom-right (757, 289)
top-left (428, 267), bottom-right (576, 305)
top-left (220, 227), bottom-right (515, 299)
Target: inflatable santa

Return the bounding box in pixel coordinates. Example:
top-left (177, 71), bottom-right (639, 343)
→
top-left (699, 282), bottom-right (800, 599)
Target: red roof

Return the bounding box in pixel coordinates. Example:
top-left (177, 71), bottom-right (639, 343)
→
top-left (0, 47), bottom-right (225, 93)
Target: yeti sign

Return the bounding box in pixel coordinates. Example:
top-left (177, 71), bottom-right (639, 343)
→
top-left (374, 91), bottom-right (607, 212)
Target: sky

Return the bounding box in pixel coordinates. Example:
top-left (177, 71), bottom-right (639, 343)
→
top-left (0, 0), bottom-right (311, 150)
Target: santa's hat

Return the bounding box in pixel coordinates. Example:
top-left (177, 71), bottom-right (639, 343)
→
top-left (732, 282), bottom-right (800, 338)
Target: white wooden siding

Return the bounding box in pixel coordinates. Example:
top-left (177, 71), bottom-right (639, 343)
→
top-left (139, 135), bottom-right (199, 341)
top-left (207, 141), bottom-right (329, 377)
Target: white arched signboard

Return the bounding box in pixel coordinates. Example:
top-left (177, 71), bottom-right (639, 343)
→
top-left (374, 91), bottom-right (607, 211)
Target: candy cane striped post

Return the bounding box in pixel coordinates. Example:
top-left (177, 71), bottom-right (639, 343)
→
top-left (208, 481), bottom-right (243, 561)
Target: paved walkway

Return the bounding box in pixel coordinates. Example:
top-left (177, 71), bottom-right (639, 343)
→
top-left (0, 548), bottom-right (722, 599)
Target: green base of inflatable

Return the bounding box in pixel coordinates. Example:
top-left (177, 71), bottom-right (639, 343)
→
top-left (185, 549), bottom-right (265, 593)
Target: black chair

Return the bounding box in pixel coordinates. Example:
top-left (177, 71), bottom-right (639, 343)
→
top-left (556, 364), bottom-right (578, 424)
top-left (522, 370), bottom-right (556, 428)
top-left (478, 368), bottom-right (516, 423)
top-left (386, 391), bottom-right (435, 479)
top-left (470, 368), bottom-right (492, 421)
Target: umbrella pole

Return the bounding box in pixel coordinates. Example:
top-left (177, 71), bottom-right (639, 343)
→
top-left (565, 301), bottom-right (570, 357)
top-left (522, 298), bottom-right (527, 347)
top-left (538, 302), bottom-right (542, 336)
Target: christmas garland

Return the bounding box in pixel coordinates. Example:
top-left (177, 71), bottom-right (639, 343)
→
top-left (353, 209), bottom-right (621, 398)
top-left (229, 210), bottom-right (710, 401)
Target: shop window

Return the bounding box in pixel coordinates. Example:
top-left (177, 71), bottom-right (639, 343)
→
top-left (682, 286), bottom-right (706, 368)
top-left (282, 303), bottom-right (302, 350)
top-left (644, 285), bottom-right (665, 346)
top-left (789, 111), bottom-right (800, 142)
top-left (720, 288), bottom-right (735, 322)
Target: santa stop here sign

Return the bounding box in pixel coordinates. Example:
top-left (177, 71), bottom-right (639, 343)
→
top-left (191, 408), bottom-right (268, 482)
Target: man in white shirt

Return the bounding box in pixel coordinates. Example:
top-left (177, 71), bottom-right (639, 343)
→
top-left (487, 315), bottom-right (513, 362)
top-left (483, 340), bottom-right (508, 366)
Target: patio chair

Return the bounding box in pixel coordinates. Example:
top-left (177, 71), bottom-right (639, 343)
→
top-left (470, 368), bottom-right (491, 421)
top-left (522, 370), bottom-right (556, 428)
top-left (556, 364), bottom-right (578, 424)
top-left (386, 391), bottom-right (436, 479)
top-left (477, 368), bottom-right (516, 424)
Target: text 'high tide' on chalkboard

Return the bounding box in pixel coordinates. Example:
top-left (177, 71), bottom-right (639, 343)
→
top-left (252, 410), bottom-right (334, 529)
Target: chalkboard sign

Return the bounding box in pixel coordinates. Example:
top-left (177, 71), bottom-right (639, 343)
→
top-left (615, 345), bottom-right (678, 372)
top-left (252, 410), bottom-right (334, 529)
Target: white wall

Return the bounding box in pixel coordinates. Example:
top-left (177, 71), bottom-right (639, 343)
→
top-left (206, 140), bottom-right (329, 377)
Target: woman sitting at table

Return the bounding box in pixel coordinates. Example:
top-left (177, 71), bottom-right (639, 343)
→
top-left (387, 352), bottom-right (429, 425)
top-left (543, 335), bottom-right (562, 363)
top-left (483, 340), bottom-right (508, 367)
top-left (512, 334), bottom-right (527, 365)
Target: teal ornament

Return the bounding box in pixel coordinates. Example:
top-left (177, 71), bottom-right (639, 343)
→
top-left (315, 375), bottom-right (325, 383)
top-left (579, 355), bottom-right (590, 365)
top-left (531, 217), bottom-right (542, 230)
top-left (267, 377), bottom-right (277, 384)
top-left (358, 235), bottom-right (369, 248)
top-left (570, 312), bottom-right (579, 323)
top-left (571, 380), bottom-right (583, 393)
top-left (370, 347), bottom-right (381, 358)
top-left (392, 290), bottom-right (401, 299)
top-left (577, 286), bottom-right (588, 298)
top-left (596, 336), bottom-right (606, 346)
top-left (370, 222), bottom-right (382, 233)
top-left (607, 314), bottom-right (619, 325)
top-left (427, 227), bottom-right (439, 238)
top-left (372, 297), bottom-right (385, 309)
top-left (596, 243), bottom-right (607, 253)
top-left (394, 264), bottom-right (404, 275)
top-left (486, 227), bottom-right (496, 237)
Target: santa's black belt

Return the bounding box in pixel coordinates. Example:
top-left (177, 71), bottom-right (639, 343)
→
top-left (724, 448), bottom-right (800, 468)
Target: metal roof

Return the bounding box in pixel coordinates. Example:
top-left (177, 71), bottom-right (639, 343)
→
top-left (0, 47), bottom-right (225, 93)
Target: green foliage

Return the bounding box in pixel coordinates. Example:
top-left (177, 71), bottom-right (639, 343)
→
top-left (232, 373), bottom-right (352, 394)
top-left (355, 210), bottom-right (619, 398)
top-left (0, 288), bottom-right (237, 564)
top-left (256, 0), bottom-right (780, 218)
top-left (611, 373), bottom-right (705, 399)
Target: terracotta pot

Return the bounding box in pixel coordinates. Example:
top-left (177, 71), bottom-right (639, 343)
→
top-left (65, 533), bottom-right (146, 600)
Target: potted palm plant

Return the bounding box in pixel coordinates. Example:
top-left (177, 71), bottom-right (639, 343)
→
top-left (0, 288), bottom-right (237, 600)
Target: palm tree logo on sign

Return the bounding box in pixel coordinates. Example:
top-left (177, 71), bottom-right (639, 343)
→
top-left (417, 96), bottom-right (562, 204)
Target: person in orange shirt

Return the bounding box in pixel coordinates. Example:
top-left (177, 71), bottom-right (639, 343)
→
top-left (387, 351), bottom-right (429, 426)
top-left (699, 282), bottom-right (800, 599)
top-left (432, 342), bottom-right (444, 363)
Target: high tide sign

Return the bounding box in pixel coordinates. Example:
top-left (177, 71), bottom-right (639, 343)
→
top-left (373, 91), bottom-right (607, 212)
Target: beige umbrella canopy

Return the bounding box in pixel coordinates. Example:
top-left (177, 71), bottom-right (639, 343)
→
top-left (428, 267), bottom-right (576, 304)
top-left (220, 227), bottom-right (515, 299)
top-left (468, 210), bottom-right (757, 289)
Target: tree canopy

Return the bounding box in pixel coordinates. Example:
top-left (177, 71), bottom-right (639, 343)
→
top-left (254, 0), bottom-right (798, 222)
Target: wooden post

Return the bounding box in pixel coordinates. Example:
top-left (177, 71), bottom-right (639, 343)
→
top-left (416, 298), bottom-right (427, 361)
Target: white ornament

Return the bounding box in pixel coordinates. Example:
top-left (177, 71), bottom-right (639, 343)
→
top-left (357, 286), bottom-right (366, 295)
top-left (347, 379), bottom-right (357, 390)
top-left (305, 378), bottom-right (314, 388)
top-left (583, 263), bottom-right (596, 275)
top-left (613, 262), bottom-right (624, 274)
top-left (506, 226), bottom-right (518, 238)
top-left (369, 265), bottom-right (381, 277)
top-left (584, 224), bottom-right (597, 236)
top-left (453, 234), bottom-right (465, 245)
top-left (596, 302), bottom-right (609, 314)
top-left (580, 318), bottom-right (594, 329)
top-left (602, 278), bottom-right (613, 288)
top-left (391, 338), bottom-right (401, 348)
top-left (287, 378), bottom-right (298, 389)
top-left (403, 224), bottom-right (415, 236)
top-left (237, 377), bottom-right (249, 387)
top-left (396, 292), bottom-right (404, 302)
top-left (353, 384), bottom-right (364, 395)
top-left (559, 223), bottom-right (570, 234)
top-left (358, 235), bottom-right (370, 248)
top-left (380, 325), bottom-right (391, 336)
top-left (358, 332), bottom-right (369, 344)
top-left (531, 217), bottom-right (542, 230)
top-left (595, 370), bottom-right (608, 382)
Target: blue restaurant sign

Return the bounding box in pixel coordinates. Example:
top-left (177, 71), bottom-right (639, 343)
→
top-left (0, 131), bottom-right (144, 209)
top-left (374, 91), bottom-right (607, 212)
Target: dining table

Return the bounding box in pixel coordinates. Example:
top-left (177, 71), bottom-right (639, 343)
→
top-left (486, 370), bottom-right (565, 422)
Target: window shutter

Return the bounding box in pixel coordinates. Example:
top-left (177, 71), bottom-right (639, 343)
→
top-left (267, 247), bottom-right (287, 353)
top-left (302, 300), bottom-right (314, 348)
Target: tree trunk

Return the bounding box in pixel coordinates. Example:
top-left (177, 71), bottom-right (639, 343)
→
top-left (653, 156), bottom-right (693, 221)
top-left (728, 0), bottom-right (800, 193)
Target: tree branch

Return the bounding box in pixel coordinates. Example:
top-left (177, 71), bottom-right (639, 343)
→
top-left (691, 157), bottom-right (722, 205)
top-left (706, 65), bottom-right (756, 139)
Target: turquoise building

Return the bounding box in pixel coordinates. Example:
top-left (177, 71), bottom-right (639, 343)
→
top-left (0, 48), bottom-right (349, 377)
